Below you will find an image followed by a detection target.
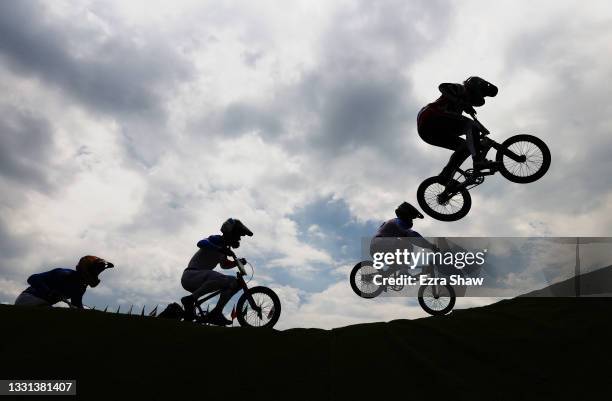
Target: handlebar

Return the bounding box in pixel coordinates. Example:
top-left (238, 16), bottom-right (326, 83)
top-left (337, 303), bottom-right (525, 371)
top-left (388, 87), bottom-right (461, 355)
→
top-left (467, 113), bottom-right (491, 136)
top-left (232, 255), bottom-right (247, 276)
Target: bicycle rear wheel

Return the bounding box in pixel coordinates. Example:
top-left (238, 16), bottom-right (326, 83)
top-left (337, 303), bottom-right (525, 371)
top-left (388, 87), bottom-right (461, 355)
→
top-left (496, 134), bottom-right (551, 183)
top-left (418, 284), bottom-right (456, 316)
top-left (349, 261), bottom-right (384, 298)
top-left (236, 286), bottom-right (281, 328)
top-left (417, 176), bottom-right (472, 222)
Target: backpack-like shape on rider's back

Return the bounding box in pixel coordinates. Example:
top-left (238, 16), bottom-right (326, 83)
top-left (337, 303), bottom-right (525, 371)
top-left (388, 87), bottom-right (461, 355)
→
top-left (158, 302), bottom-right (184, 320)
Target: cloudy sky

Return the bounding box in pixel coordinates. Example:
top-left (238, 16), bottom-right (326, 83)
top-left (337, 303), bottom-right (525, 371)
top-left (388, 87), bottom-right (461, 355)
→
top-left (1, 0), bottom-right (611, 328)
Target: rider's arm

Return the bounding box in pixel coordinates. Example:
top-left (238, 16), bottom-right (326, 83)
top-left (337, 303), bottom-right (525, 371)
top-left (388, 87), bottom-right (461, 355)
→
top-left (27, 269), bottom-right (74, 301)
top-left (196, 238), bottom-right (213, 249)
top-left (220, 258), bottom-right (238, 269)
top-left (27, 271), bottom-right (54, 298)
top-left (70, 291), bottom-right (85, 309)
top-left (439, 83), bottom-right (473, 115)
top-left (404, 230), bottom-right (437, 250)
top-left (439, 83), bottom-right (467, 104)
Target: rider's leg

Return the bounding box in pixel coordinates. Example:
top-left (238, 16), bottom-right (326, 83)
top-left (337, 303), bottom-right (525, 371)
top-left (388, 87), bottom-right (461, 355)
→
top-left (181, 294), bottom-right (196, 321)
top-left (189, 271), bottom-right (238, 313)
top-left (190, 275), bottom-right (235, 301)
top-left (181, 270), bottom-right (212, 321)
top-left (465, 122), bottom-right (479, 158)
top-left (441, 144), bottom-right (470, 183)
top-left (203, 275), bottom-right (239, 326)
top-left (465, 120), bottom-right (494, 170)
top-left (182, 270), bottom-right (239, 325)
top-left (209, 277), bottom-right (240, 314)
top-left (427, 135), bottom-right (470, 184)
top-left (14, 291), bottom-right (52, 306)
top-left (418, 114), bottom-right (472, 183)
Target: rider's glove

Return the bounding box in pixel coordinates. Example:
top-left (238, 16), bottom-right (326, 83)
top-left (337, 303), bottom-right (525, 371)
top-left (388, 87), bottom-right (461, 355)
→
top-left (239, 258), bottom-right (247, 265)
top-left (464, 105), bottom-right (477, 115)
top-left (223, 248), bottom-right (236, 258)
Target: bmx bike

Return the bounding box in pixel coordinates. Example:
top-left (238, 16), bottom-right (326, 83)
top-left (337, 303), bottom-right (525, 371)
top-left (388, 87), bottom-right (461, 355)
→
top-left (417, 111), bottom-right (551, 221)
top-left (194, 255), bottom-right (281, 328)
top-left (349, 260), bottom-right (456, 316)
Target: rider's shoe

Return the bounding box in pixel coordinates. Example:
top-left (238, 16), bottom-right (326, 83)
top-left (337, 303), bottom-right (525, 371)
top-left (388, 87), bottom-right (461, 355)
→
top-left (181, 295), bottom-right (195, 322)
top-left (206, 311), bottom-right (233, 326)
top-left (473, 158), bottom-right (495, 171)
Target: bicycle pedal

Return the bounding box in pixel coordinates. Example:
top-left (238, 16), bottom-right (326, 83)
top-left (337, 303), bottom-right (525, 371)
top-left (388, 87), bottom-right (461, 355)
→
top-left (482, 162), bottom-right (503, 173)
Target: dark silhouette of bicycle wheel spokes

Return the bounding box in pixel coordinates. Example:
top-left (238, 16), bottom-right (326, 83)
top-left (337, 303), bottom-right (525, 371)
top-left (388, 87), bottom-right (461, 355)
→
top-left (418, 176), bottom-right (472, 221)
top-left (418, 283), bottom-right (455, 316)
top-left (417, 115), bottom-right (551, 221)
top-left (349, 261), bottom-right (384, 299)
top-left (497, 136), bottom-right (549, 182)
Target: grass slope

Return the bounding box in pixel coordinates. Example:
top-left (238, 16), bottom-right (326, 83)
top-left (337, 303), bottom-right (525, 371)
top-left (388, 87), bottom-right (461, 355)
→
top-left (1, 298), bottom-right (611, 400)
top-left (521, 264), bottom-right (612, 297)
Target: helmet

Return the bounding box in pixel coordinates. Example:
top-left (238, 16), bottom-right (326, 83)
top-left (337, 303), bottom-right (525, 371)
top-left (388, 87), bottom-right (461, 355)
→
top-left (76, 255), bottom-right (114, 287)
top-left (220, 218), bottom-right (253, 239)
top-left (395, 202), bottom-right (424, 221)
top-left (463, 76), bottom-right (498, 106)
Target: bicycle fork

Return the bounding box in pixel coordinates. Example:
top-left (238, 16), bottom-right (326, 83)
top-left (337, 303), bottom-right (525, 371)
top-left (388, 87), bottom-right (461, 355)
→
top-left (428, 268), bottom-right (449, 300)
top-left (238, 277), bottom-right (263, 318)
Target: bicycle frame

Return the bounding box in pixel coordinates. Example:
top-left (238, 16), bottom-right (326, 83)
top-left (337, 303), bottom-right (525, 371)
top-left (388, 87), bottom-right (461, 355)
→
top-left (362, 263), bottom-right (439, 293)
top-left (194, 256), bottom-right (263, 319)
top-left (440, 114), bottom-right (527, 196)
top-left (471, 114), bottom-right (527, 163)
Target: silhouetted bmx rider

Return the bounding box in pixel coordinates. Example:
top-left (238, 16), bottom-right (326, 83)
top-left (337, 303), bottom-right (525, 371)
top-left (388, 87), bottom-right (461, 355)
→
top-left (14, 256), bottom-right (114, 308)
top-left (181, 218), bottom-right (253, 326)
top-left (370, 202), bottom-right (439, 271)
top-left (417, 76), bottom-right (498, 183)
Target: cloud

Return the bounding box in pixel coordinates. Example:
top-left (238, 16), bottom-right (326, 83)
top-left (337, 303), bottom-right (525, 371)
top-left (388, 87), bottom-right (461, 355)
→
top-left (0, 1), bottom-right (192, 118)
top-left (0, 278), bottom-right (21, 302)
top-left (0, 104), bottom-right (56, 191)
top-left (0, 1), bottom-right (195, 166)
top-left (0, 217), bottom-right (28, 263)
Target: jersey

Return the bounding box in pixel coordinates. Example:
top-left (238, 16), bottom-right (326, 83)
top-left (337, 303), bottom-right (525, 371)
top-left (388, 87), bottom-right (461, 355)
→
top-left (24, 268), bottom-right (87, 308)
top-left (185, 235), bottom-right (229, 272)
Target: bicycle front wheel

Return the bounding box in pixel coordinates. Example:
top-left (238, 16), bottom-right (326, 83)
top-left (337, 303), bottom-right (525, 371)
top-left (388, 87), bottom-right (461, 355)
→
top-left (496, 134), bottom-right (551, 183)
top-left (418, 284), bottom-right (456, 316)
top-left (236, 286), bottom-right (281, 328)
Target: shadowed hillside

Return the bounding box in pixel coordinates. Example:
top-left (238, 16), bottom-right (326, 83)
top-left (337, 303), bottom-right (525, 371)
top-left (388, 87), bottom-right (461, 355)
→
top-left (1, 297), bottom-right (611, 400)
top-left (521, 264), bottom-right (612, 297)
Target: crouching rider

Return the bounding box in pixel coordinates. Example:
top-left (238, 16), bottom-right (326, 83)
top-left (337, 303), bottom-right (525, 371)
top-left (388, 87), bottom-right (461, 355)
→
top-left (14, 256), bottom-right (114, 308)
top-left (181, 218), bottom-right (253, 326)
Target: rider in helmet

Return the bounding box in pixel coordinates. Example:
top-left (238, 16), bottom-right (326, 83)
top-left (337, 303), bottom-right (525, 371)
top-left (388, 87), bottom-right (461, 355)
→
top-left (181, 218), bottom-right (253, 326)
top-left (14, 256), bottom-right (114, 308)
top-left (370, 202), bottom-right (438, 269)
top-left (417, 76), bottom-right (498, 182)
